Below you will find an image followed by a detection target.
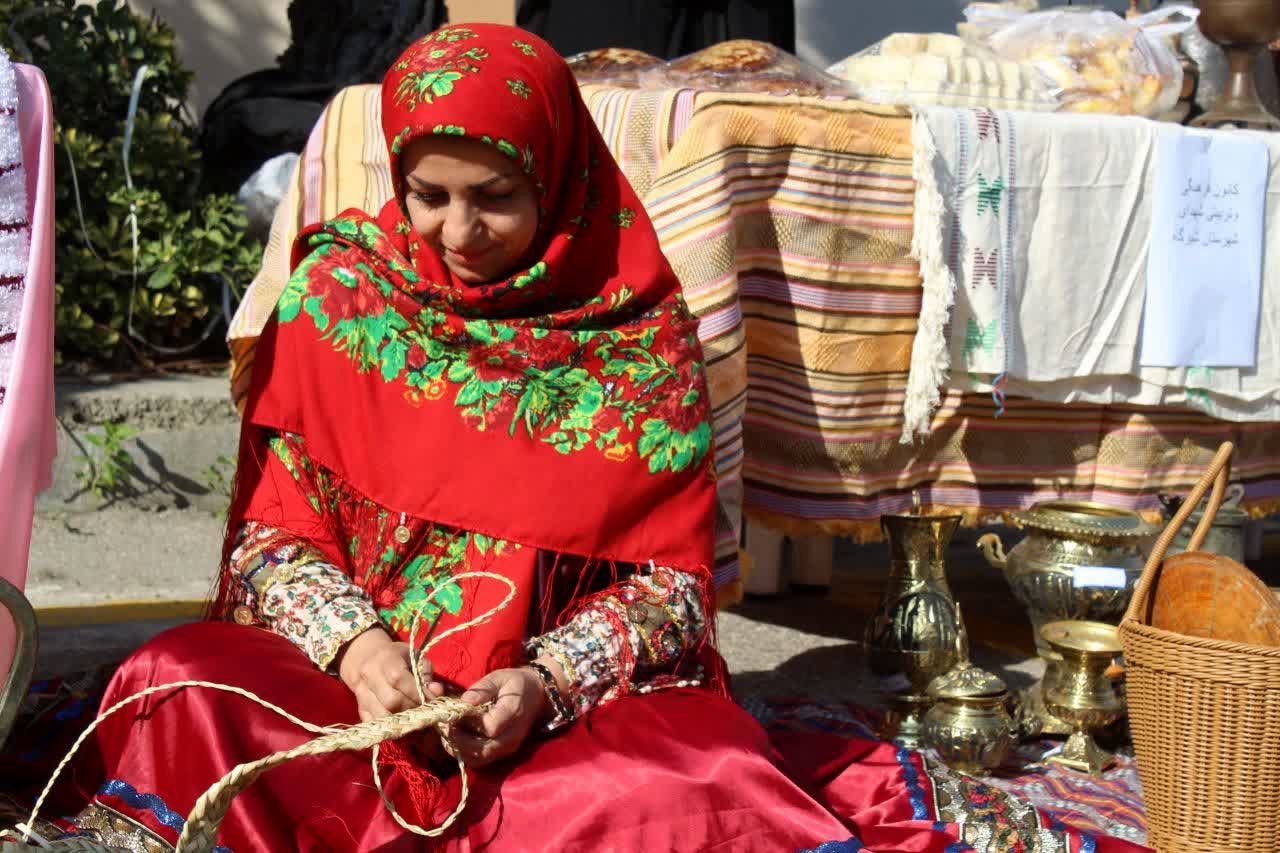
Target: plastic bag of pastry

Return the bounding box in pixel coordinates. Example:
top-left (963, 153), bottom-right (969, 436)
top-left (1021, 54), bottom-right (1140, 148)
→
top-left (830, 32), bottom-right (1058, 111)
top-left (986, 6), bottom-right (1199, 116)
top-left (956, 1), bottom-right (1039, 42)
top-left (566, 48), bottom-right (665, 87)
top-left (642, 40), bottom-right (845, 97)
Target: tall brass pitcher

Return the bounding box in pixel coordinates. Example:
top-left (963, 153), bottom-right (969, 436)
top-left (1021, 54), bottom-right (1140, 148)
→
top-left (865, 512), bottom-right (963, 745)
top-left (0, 577), bottom-right (37, 750)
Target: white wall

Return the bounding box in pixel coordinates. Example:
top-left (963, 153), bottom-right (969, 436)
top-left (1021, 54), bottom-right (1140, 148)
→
top-left (81, 1), bottom-right (516, 119)
top-left (74, 1), bottom-right (290, 118)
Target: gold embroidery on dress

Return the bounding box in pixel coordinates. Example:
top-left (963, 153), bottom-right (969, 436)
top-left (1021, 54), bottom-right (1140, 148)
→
top-left (74, 801), bottom-right (174, 853)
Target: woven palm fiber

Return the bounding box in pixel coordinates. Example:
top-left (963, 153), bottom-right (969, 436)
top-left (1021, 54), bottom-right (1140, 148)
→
top-left (1120, 443), bottom-right (1280, 853)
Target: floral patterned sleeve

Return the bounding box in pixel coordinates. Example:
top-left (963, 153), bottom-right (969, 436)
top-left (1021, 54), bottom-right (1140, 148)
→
top-left (525, 563), bottom-right (708, 727)
top-left (228, 521), bottom-right (380, 671)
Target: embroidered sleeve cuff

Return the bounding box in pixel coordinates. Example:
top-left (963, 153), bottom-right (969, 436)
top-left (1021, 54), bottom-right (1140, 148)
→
top-left (525, 564), bottom-right (709, 722)
top-left (229, 521), bottom-right (381, 670)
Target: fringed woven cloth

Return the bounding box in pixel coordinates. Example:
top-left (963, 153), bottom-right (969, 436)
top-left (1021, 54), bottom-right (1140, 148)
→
top-left (905, 106), bottom-right (1280, 437)
top-left (0, 50), bottom-right (29, 405)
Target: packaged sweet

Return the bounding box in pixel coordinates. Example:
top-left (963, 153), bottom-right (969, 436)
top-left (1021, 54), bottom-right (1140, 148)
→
top-left (566, 48), bottom-right (664, 87)
top-left (956, 1), bottom-right (1039, 42)
top-left (830, 32), bottom-right (1058, 112)
top-left (985, 7), bottom-right (1199, 116)
top-left (642, 40), bottom-right (844, 97)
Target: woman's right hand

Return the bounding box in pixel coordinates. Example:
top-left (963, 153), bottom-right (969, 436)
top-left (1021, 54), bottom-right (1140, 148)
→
top-left (337, 627), bottom-right (445, 721)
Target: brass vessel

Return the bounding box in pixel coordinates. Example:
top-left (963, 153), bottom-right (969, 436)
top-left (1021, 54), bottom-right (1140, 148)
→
top-left (867, 510), bottom-right (963, 747)
top-left (977, 501), bottom-right (1157, 660)
top-left (922, 620), bottom-right (1015, 775)
top-left (923, 692), bottom-right (1015, 776)
top-left (1041, 621), bottom-right (1126, 776)
top-left (0, 577), bottom-right (38, 750)
top-left (1191, 0), bottom-right (1280, 130)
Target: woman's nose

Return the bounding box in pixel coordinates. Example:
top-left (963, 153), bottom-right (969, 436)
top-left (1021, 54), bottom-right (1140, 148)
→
top-left (442, 201), bottom-right (481, 249)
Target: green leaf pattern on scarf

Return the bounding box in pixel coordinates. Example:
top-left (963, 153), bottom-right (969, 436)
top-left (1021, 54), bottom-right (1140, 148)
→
top-left (278, 220), bottom-right (711, 475)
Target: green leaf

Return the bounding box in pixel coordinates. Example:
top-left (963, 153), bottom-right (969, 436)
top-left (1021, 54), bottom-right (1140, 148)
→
top-left (455, 377), bottom-right (485, 406)
top-left (303, 295), bottom-right (330, 330)
top-left (146, 262), bottom-right (176, 291)
top-left (380, 337), bottom-right (408, 382)
top-left (435, 582), bottom-right (464, 615)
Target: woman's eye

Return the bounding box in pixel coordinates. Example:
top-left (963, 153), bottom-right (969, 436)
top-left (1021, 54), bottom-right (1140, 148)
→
top-left (413, 191), bottom-right (446, 206)
top-left (485, 190), bottom-right (515, 203)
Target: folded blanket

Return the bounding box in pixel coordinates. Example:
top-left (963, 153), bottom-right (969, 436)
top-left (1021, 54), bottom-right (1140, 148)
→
top-left (905, 106), bottom-right (1280, 441)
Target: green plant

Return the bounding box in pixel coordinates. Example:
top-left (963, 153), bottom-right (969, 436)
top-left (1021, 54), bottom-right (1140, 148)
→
top-left (202, 453), bottom-right (237, 518)
top-left (2, 0), bottom-right (262, 368)
top-left (74, 422), bottom-right (141, 499)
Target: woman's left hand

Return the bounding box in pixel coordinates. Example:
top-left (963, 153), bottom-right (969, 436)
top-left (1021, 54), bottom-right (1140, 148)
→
top-left (447, 667), bottom-right (549, 768)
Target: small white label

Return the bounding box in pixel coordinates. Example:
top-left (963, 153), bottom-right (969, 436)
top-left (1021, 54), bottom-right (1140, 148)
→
top-left (1072, 565), bottom-right (1129, 589)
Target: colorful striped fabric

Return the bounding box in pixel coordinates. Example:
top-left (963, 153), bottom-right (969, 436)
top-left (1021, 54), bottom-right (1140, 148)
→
top-left (227, 83), bottom-right (1280, 561)
top-left (643, 92), bottom-right (1280, 536)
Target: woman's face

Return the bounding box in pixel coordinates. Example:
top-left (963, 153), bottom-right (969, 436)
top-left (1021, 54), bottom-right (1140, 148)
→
top-left (401, 136), bottom-right (540, 285)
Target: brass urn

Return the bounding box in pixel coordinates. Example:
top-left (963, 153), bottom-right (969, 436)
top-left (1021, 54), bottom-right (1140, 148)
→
top-left (866, 510), bottom-right (964, 747)
top-left (1191, 0), bottom-right (1280, 129)
top-left (977, 501), bottom-right (1158, 660)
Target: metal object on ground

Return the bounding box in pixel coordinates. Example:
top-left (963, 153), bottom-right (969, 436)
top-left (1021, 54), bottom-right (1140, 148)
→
top-left (922, 619), bottom-right (1015, 774)
top-left (1041, 620), bottom-right (1126, 776)
top-left (977, 501), bottom-right (1157, 660)
top-left (866, 509), bottom-right (964, 747)
top-left (1164, 482), bottom-right (1249, 563)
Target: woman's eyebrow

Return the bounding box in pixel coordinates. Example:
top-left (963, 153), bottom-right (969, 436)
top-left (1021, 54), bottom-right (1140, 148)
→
top-left (406, 173), bottom-right (516, 191)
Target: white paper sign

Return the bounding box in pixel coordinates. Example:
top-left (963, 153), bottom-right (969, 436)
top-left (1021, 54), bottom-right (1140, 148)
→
top-left (1141, 128), bottom-right (1268, 367)
top-left (1071, 565), bottom-right (1129, 589)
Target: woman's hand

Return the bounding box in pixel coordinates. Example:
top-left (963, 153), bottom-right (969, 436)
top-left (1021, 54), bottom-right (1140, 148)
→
top-left (336, 627), bottom-right (445, 721)
top-left (447, 658), bottom-right (566, 768)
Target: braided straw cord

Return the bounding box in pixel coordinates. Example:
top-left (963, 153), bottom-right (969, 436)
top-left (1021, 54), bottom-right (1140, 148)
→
top-left (19, 572), bottom-right (517, 851)
top-left (1118, 443), bottom-right (1280, 852)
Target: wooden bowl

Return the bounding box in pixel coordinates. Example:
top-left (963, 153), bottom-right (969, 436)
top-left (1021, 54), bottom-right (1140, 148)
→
top-left (1149, 552), bottom-right (1280, 647)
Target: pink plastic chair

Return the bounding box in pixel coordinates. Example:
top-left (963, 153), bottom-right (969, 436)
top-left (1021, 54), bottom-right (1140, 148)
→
top-left (0, 63), bottom-right (56, 746)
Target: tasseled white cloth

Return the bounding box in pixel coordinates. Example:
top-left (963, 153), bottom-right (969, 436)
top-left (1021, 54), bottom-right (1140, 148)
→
top-left (0, 49), bottom-right (29, 406)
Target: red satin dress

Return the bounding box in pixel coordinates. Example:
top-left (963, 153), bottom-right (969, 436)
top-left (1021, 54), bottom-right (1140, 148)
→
top-left (65, 622), bottom-right (1148, 852)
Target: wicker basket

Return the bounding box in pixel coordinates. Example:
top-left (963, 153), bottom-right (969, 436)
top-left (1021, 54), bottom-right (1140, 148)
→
top-left (1119, 442), bottom-right (1280, 853)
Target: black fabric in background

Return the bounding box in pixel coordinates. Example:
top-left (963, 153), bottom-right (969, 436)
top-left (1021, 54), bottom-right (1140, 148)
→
top-left (200, 0), bottom-right (448, 195)
top-left (515, 0), bottom-right (796, 59)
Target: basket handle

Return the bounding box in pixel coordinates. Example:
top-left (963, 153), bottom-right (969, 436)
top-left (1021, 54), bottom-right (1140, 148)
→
top-left (1122, 441), bottom-right (1233, 626)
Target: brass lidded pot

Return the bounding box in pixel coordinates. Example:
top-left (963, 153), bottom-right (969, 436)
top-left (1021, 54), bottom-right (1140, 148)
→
top-left (977, 501), bottom-right (1158, 660)
top-left (923, 663), bottom-right (1015, 775)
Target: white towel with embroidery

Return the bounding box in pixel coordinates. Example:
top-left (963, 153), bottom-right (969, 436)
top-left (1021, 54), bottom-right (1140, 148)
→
top-left (903, 106), bottom-right (1280, 441)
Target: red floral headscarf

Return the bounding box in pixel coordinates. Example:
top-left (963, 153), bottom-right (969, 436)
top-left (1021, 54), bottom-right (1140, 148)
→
top-left (227, 24), bottom-right (718, 645)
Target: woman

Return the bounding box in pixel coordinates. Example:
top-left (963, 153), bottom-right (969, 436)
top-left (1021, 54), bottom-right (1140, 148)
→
top-left (62, 23), bottom-right (843, 851)
top-left (61, 25), bottom-right (1146, 853)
